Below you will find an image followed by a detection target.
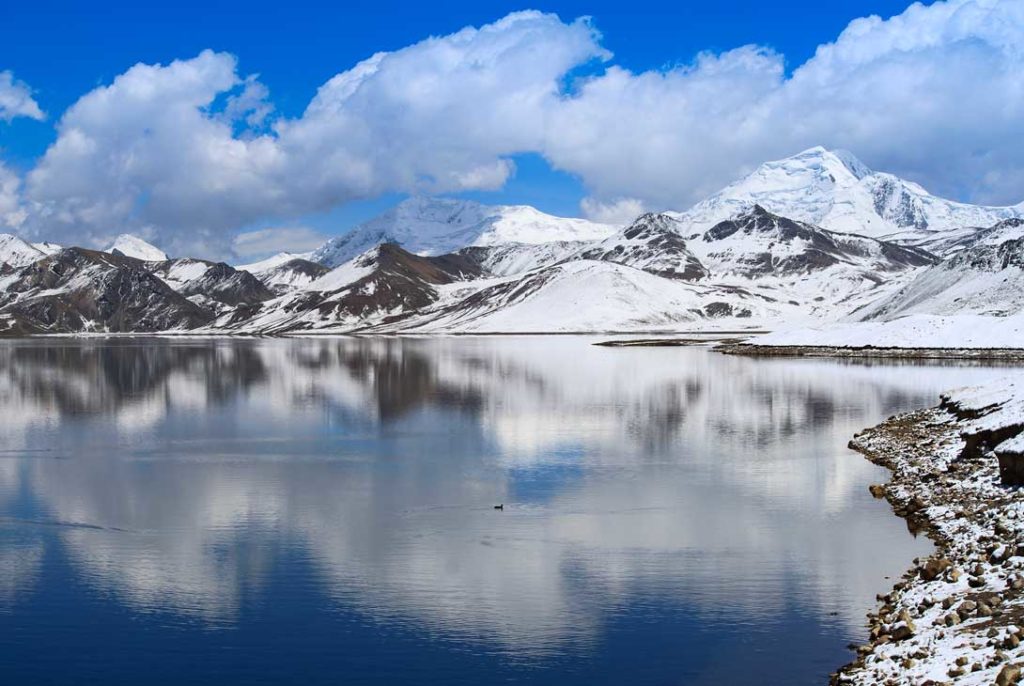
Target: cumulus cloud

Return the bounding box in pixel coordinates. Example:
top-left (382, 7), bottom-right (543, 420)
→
top-left (6, 0), bottom-right (1024, 254)
top-left (232, 226), bottom-right (329, 259)
top-left (0, 71), bottom-right (44, 122)
top-left (20, 13), bottom-right (605, 254)
top-left (580, 197), bottom-right (648, 225)
top-left (0, 163), bottom-right (27, 230)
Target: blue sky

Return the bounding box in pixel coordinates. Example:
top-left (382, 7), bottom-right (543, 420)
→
top-left (0, 0), bottom-right (1020, 258)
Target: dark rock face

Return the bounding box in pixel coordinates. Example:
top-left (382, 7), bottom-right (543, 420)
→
top-left (702, 301), bottom-right (753, 318)
top-left (180, 263), bottom-right (274, 307)
top-left (149, 259), bottom-right (275, 307)
top-left (871, 176), bottom-right (929, 230)
top-left (703, 301), bottom-right (733, 317)
top-left (944, 236), bottom-right (1024, 272)
top-left (579, 213), bottom-right (709, 281)
top-left (0, 248), bottom-right (214, 333)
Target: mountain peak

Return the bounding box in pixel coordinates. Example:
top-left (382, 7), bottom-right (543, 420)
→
top-left (757, 146), bottom-right (868, 186)
top-left (0, 233), bottom-right (46, 268)
top-left (675, 147), bottom-right (1022, 243)
top-left (106, 234), bottom-right (169, 262)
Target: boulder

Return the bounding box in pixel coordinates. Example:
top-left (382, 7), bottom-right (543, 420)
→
top-left (921, 558), bottom-right (952, 581)
top-left (997, 663), bottom-right (1022, 686)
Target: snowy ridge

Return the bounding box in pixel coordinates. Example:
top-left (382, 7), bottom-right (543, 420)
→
top-left (0, 234), bottom-right (45, 268)
top-left (236, 252), bottom-right (311, 274)
top-left (310, 196), bottom-right (616, 268)
top-left (236, 252), bottom-right (326, 294)
top-left (105, 234), bottom-right (169, 262)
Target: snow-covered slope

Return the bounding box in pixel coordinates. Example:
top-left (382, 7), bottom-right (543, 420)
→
top-left (310, 197), bottom-right (616, 268)
top-left (0, 234), bottom-right (45, 268)
top-left (458, 240), bottom-right (589, 277)
top-left (670, 147), bottom-right (1022, 248)
top-left (748, 313), bottom-right (1024, 349)
top-left (105, 234), bottom-right (169, 262)
top-left (403, 260), bottom-right (796, 333)
top-left (857, 227), bottom-right (1024, 321)
top-left (236, 252), bottom-right (328, 294)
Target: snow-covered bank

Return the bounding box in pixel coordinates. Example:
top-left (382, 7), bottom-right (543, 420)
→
top-left (738, 314), bottom-right (1024, 351)
top-left (834, 376), bottom-right (1024, 685)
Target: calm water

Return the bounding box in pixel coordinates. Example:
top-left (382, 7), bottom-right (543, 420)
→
top-left (0, 337), bottom-right (1011, 685)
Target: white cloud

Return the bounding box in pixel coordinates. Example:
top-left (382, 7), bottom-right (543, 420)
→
top-left (6, 0), bottom-right (1024, 254)
top-left (232, 226), bottom-right (329, 259)
top-left (20, 13), bottom-right (605, 254)
top-left (580, 197), bottom-right (648, 225)
top-left (0, 71), bottom-right (44, 122)
top-left (0, 163), bottom-right (27, 230)
top-left (553, 0), bottom-right (1024, 209)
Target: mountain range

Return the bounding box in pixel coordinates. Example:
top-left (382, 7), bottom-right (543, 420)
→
top-left (1, 147), bottom-right (1021, 336)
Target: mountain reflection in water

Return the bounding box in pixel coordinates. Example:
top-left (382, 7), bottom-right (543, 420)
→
top-left (0, 337), bottom-right (1009, 685)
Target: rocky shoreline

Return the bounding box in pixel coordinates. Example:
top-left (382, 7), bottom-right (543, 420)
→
top-left (833, 384), bottom-right (1024, 685)
top-left (717, 344), bottom-right (1024, 362)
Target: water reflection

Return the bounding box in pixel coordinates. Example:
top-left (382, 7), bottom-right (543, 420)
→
top-left (0, 337), bottom-right (1011, 684)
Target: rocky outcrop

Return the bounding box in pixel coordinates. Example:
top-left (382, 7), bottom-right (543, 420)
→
top-left (701, 205), bottom-right (935, 278)
top-left (222, 243), bottom-right (485, 333)
top-left (578, 213), bottom-right (710, 281)
top-left (0, 248), bottom-right (213, 333)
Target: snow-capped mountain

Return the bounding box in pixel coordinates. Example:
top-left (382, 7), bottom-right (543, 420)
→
top-left (219, 243), bottom-right (484, 333)
top-left (671, 147), bottom-right (1023, 250)
top-left (105, 234), bottom-right (169, 262)
top-left (310, 196), bottom-right (616, 268)
top-left (212, 205), bottom-right (932, 335)
top-left (2, 146), bottom-right (1021, 337)
top-left (0, 234), bottom-right (46, 268)
top-left (0, 248), bottom-right (211, 335)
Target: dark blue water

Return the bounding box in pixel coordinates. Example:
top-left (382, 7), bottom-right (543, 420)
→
top-left (0, 337), bottom-right (1004, 685)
